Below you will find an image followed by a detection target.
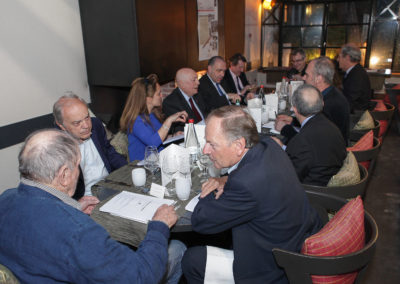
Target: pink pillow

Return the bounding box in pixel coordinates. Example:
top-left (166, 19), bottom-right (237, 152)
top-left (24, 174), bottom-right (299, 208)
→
top-left (301, 196), bottom-right (365, 283)
top-left (347, 131), bottom-right (373, 169)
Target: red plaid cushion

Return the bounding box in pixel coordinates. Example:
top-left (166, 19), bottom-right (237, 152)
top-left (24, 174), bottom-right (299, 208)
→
top-left (301, 196), bottom-right (365, 284)
top-left (347, 131), bottom-right (373, 169)
top-left (372, 100), bottom-right (388, 137)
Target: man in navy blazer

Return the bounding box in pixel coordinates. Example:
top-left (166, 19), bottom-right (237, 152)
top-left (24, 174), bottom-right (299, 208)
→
top-left (182, 106), bottom-right (321, 283)
top-left (163, 68), bottom-right (208, 132)
top-left (338, 44), bottom-right (371, 112)
top-left (53, 94), bottom-right (127, 200)
top-left (198, 56), bottom-right (241, 112)
top-left (221, 53), bottom-right (255, 103)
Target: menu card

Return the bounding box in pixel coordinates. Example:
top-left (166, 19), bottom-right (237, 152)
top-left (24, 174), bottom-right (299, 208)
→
top-left (99, 191), bottom-right (174, 223)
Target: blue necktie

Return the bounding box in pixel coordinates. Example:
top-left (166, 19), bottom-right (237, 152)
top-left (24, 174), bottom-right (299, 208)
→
top-left (236, 76), bottom-right (242, 91)
top-left (216, 83), bottom-right (224, 96)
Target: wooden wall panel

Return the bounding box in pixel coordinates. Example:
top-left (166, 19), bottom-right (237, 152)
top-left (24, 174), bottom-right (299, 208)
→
top-left (136, 0), bottom-right (187, 82)
top-left (224, 0), bottom-right (245, 60)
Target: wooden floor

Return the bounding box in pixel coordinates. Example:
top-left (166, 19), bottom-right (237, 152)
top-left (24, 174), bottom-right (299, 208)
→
top-left (362, 121), bottom-right (400, 283)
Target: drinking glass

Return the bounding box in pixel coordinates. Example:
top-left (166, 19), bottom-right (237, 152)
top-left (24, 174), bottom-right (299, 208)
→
top-left (178, 155), bottom-right (191, 178)
top-left (198, 149), bottom-right (212, 182)
top-left (144, 146), bottom-right (159, 182)
top-left (162, 155), bottom-right (178, 196)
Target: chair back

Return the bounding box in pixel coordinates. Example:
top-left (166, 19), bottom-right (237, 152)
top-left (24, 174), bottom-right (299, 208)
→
top-left (272, 191), bottom-right (378, 284)
top-left (352, 137), bottom-right (381, 163)
top-left (350, 119), bottom-right (380, 142)
top-left (371, 103), bottom-right (395, 121)
top-left (302, 164), bottom-right (369, 199)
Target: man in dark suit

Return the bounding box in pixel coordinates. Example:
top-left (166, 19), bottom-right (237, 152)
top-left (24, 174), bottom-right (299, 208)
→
top-left (163, 68), bottom-right (207, 132)
top-left (198, 56), bottom-right (241, 112)
top-left (53, 94), bottom-right (127, 200)
top-left (338, 43), bottom-right (371, 112)
top-left (221, 53), bottom-right (255, 103)
top-left (276, 57), bottom-right (350, 144)
top-left (273, 85), bottom-right (347, 186)
top-left (182, 106), bottom-right (321, 283)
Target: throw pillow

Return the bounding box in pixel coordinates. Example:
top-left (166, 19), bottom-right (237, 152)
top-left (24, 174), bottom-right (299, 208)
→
top-left (353, 111), bottom-right (375, 130)
top-left (110, 131), bottom-right (129, 161)
top-left (372, 100), bottom-right (388, 137)
top-left (301, 196), bottom-right (365, 284)
top-left (327, 151), bottom-right (360, 187)
top-left (347, 131), bottom-right (374, 170)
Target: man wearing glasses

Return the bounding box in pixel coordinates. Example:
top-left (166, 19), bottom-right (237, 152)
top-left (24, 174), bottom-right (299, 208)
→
top-left (287, 48), bottom-right (307, 81)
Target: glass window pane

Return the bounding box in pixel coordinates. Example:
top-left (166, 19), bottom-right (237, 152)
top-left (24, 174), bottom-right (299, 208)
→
top-left (376, 0), bottom-right (400, 20)
top-left (284, 4), bottom-right (324, 26)
top-left (369, 21), bottom-right (397, 69)
top-left (326, 25), bottom-right (368, 47)
top-left (282, 27), bottom-right (301, 47)
top-left (262, 26), bottom-right (279, 67)
top-left (302, 27), bottom-right (322, 47)
top-left (262, 4), bottom-right (281, 24)
top-left (328, 1), bottom-right (371, 24)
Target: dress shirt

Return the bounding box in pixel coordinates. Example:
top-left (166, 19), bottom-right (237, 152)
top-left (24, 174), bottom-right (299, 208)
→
top-left (207, 74), bottom-right (231, 105)
top-left (344, 64), bottom-right (356, 78)
top-left (229, 69), bottom-right (243, 94)
top-left (227, 151), bottom-right (248, 175)
top-left (179, 88), bottom-right (205, 121)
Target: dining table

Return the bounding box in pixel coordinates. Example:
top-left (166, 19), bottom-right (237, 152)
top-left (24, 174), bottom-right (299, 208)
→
top-left (90, 161), bottom-right (203, 248)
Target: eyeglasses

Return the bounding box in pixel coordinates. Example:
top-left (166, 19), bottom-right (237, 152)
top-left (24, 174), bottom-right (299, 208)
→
top-left (291, 58), bottom-right (305, 63)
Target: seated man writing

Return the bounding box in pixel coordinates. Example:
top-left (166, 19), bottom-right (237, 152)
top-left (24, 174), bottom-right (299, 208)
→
top-left (272, 84), bottom-right (347, 186)
top-left (53, 94), bottom-right (127, 199)
top-left (0, 129), bottom-right (184, 283)
top-left (182, 106), bottom-right (321, 283)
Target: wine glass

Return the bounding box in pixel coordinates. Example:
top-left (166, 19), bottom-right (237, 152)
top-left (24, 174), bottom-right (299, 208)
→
top-left (178, 155), bottom-right (191, 178)
top-left (162, 155), bottom-right (178, 196)
top-left (144, 146), bottom-right (159, 183)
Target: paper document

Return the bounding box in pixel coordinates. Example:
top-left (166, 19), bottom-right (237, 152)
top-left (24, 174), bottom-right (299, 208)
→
top-left (100, 191), bottom-right (174, 223)
top-left (163, 134), bottom-right (184, 145)
top-left (185, 193), bottom-right (201, 212)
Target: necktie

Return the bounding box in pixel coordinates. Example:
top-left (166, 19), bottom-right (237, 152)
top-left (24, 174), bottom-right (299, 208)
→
top-left (188, 98), bottom-right (202, 122)
top-left (216, 83), bottom-right (224, 96)
top-left (236, 76), bottom-right (242, 92)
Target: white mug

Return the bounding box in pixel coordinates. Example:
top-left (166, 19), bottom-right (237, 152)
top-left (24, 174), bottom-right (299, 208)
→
top-left (175, 177), bottom-right (191, 201)
top-left (132, 168), bottom-right (146, 187)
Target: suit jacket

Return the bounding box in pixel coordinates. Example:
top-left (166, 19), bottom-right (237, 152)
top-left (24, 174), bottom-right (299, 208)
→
top-left (162, 88), bottom-right (208, 132)
top-left (221, 69), bottom-right (250, 94)
top-left (0, 183), bottom-right (170, 283)
top-left (73, 117), bottom-right (127, 199)
top-left (343, 63), bottom-right (371, 112)
top-left (192, 137), bottom-right (322, 283)
top-left (198, 74), bottom-right (230, 112)
top-left (281, 86), bottom-right (350, 145)
top-left (286, 113), bottom-right (347, 186)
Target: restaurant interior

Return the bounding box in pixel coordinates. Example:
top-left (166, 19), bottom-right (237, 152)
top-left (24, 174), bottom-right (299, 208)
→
top-left (0, 0), bottom-right (400, 283)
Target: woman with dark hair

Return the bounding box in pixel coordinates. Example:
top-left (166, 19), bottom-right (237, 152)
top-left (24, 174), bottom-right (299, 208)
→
top-left (120, 74), bottom-right (187, 161)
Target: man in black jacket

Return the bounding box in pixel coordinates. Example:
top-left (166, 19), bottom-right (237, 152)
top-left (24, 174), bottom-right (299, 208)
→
top-left (276, 57), bottom-right (350, 144)
top-left (338, 43), bottom-right (371, 112)
top-left (273, 85), bottom-right (347, 186)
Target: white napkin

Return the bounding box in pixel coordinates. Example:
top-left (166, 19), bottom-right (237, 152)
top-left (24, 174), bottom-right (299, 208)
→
top-left (159, 144), bottom-right (190, 186)
top-left (247, 107), bottom-right (262, 133)
top-left (204, 246), bottom-right (235, 284)
top-left (265, 93), bottom-right (278, 117)
top-left (247, 98), bottom-right (263, 108)
top-left (290, 80), bottom-right (304, 98)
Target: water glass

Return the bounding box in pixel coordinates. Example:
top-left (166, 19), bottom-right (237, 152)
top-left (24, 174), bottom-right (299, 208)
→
top-left (175, 177), bottom-right (191, 201)
top-left (144, 146), bottom-right (159, 181)
top-left (162, 155), bottom-right (178, 196)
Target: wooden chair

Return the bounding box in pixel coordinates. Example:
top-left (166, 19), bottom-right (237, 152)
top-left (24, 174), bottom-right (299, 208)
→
top-left (272, 190), bottom-right (378, 284)
top-left (302, 164), bottom-right (369, 199)
top-left (352, 137), bottom-right (381, 174)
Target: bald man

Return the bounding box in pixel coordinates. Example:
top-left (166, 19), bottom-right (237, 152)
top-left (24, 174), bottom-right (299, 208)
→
top-left (272, 84), bottom-right (346, 186)
top-left (53, 94), bottom-right (127, 199)
top-left (163, 68), bottom-right (209, 132)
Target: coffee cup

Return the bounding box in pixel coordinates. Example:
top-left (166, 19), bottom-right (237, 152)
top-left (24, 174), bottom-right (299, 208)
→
top-left (175, 177), bottom-right (191, 201)
top-left (132, 168), bottom-right (146, 187)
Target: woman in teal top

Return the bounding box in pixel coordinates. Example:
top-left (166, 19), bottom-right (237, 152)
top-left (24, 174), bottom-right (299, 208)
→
top-left (120, 74), bottom-right (187, 161)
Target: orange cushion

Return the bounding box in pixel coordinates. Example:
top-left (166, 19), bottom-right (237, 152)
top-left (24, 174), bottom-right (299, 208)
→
top-left (301, 196), bottom-right (365, 284)
top-left (378, 120), bottom-right (388, 137)
top-left (372, 99), bottom-right (387, 111)
top-left (371, 100), bottom-right (388, 137)
top-left (347, 130), bottom-right (374, 170)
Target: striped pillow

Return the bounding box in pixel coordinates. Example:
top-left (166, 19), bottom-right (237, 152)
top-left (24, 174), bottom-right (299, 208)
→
top-left (347, 130), bottom-right (374, 169)
top-left (301, 196), bottom-right (365, 283)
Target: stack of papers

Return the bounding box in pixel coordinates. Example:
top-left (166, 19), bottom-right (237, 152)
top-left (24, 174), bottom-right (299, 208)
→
top-left (100, 191), bottom-right (174, 223)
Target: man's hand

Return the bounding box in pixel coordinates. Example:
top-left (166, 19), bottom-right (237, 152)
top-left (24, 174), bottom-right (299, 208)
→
top-left (228, 93), bottom-right (241, 103)
top-left (246, 92), bottom-right (255, 100)
top-left (271, 136), bottom-right (284, 147)
top-left (200, 176), bottom-right (228, 199)
top-left (152, 204), bottom-right (178, 228)
top-left (276, 114), bottom-right (293, 124)
top-left (79, 196), bottom-right (100, 215)
top-left (275, 119), bottom-right (289, 131)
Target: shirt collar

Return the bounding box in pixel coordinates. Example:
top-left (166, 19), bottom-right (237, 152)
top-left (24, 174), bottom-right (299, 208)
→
top-left (227, 151), bottom-right (248, 174)
top-left (345, 64), bottom-right (356, 77)
top-left (301, 114), bottom-right (315, 128)
top-left (321, 85), bottom-right (333, 97)
top-left (179, 88), bottom-right (191, 102)
top-left (21, 177), bottom-right (82, 210)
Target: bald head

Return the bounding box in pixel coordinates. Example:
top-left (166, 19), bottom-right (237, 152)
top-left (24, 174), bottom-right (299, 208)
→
top-left (291, 84), bottom-right (323, 117)
top-left (176, 68), bottom-right (199, 96)
top-left (19, 129), bottom-right (80, 185)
